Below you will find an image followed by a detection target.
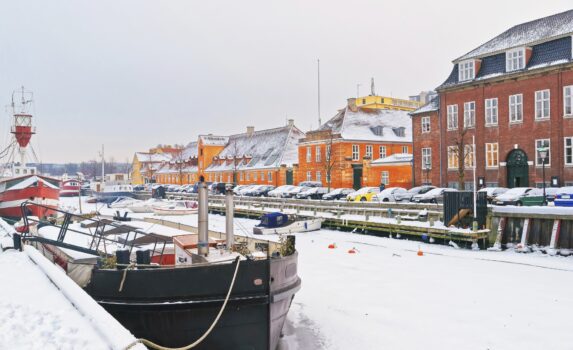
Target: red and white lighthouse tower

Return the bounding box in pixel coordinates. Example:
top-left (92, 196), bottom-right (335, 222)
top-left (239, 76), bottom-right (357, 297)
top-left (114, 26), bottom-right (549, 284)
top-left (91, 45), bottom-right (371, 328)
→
top-left (10, 87), bottom-right (36, 166)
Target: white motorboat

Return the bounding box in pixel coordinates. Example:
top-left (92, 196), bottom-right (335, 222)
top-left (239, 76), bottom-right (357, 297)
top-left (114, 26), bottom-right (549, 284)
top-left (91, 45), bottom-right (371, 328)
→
top-left (127, 198), bottom-right (167, 213)
top-left (253, 212), bottom-right (322, 235)
top-left (108, 196), bottom-right (142, 209)
top-left (153, 200), bottom-right (199, 216)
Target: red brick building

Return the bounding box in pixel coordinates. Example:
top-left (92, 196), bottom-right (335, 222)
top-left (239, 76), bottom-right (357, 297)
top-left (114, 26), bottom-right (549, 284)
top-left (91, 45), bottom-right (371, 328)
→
top-left (412, 10), bottom-right (573, 189)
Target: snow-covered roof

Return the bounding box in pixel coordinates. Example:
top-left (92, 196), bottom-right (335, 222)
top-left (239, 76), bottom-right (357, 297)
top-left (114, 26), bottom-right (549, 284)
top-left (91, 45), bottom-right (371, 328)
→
top-left (455, 9), bottom-right (573, 62)
top-left (199, 135), bottom-right (229, 146)
top-left (319, 107), bottom-right (412, 142)
top-left (371, 153), bottom-right (413, 165)
top-left (205, 125), bottom-right (305, 172)
top-left (182, 141), bottom-right (198, 159)
top-left (409, 97), bottom-right (439, 116)
top-left (135, 152), bottom-right (171, 163)
top-left (156, 164), bottom-right (198, 174)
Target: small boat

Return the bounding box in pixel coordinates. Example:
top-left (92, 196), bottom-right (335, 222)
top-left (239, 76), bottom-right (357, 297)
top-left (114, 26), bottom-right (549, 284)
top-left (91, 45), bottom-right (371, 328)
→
top-left (253, 212), bottom-right (322, 235)
top-left (94, 184), bottom-right (135, 204)
top-left (127, 198), bottom-right (166, 213)
top-left (108, 196), bottom-right (141, 209)
top-left (153, 200), bottom-right (199, 215)
top-left (60, 179), bottom-right (81, 197)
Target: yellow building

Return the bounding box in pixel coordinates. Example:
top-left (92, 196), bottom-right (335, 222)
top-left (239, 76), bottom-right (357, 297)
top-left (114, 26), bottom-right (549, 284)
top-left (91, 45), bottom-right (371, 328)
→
top-left (131, 151), bottom-right (172, 184)
top-left (355, 78), bottom-right (422, 111)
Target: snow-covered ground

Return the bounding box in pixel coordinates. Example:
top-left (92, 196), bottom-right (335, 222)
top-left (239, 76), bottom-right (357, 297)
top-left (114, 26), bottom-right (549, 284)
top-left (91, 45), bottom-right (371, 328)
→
top-left (61, 197), bottom-right (573, 349)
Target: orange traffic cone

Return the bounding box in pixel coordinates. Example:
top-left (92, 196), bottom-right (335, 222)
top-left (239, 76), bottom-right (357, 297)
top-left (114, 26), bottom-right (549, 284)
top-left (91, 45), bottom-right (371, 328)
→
top-left (417, 246), bottom-right (424, 256)
top-left (328, 243), bottom-right (337, 249)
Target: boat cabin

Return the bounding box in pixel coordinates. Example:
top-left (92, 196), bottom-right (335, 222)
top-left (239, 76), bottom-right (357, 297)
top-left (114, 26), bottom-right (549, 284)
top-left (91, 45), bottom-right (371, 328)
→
top-left (257, 212), bottom-right (290, 228)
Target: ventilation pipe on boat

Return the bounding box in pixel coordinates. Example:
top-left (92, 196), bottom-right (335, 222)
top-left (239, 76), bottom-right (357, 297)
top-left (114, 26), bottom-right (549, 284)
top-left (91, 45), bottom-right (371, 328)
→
top-left (198, 177), bottom-right (209, 256)
top-left (225, 186), bottom-right (234, 249)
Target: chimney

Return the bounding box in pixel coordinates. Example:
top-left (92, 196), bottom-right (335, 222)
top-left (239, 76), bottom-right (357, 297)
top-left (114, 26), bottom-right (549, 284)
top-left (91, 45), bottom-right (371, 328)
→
top-left (287, 119), bottom-right (294, 127)
top-left (347, 98), bottom-right (358, 112)
top-left (247, 126), bottom-right (255, 136)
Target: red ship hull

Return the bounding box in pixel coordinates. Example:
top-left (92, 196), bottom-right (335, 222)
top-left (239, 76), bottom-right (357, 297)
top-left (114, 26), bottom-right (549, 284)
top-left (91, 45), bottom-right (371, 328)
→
top-left (60, 179), bottom-right (81, 197)
top-left (0, 175), bottom-right (60, 219)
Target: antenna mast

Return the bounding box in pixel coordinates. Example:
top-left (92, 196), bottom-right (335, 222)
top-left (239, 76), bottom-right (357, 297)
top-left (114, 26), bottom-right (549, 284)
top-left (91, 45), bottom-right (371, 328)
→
top-left (317, 59), bottom-right (321, 127)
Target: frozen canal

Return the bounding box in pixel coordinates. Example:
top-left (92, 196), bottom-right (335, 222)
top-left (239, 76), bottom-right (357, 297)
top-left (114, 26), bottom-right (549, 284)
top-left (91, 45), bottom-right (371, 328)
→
top-left (66, 198), bottom-right (573, 349)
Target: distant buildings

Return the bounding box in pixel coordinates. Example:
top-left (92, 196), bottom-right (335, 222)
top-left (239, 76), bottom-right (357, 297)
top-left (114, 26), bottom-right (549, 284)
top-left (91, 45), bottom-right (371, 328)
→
top-left (411, 9), bottom-right (573, 189)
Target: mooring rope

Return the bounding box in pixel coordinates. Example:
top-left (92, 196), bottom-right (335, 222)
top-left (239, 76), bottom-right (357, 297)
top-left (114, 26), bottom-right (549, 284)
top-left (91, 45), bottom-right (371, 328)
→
top-left (123, 256), bottom-right (241, 350)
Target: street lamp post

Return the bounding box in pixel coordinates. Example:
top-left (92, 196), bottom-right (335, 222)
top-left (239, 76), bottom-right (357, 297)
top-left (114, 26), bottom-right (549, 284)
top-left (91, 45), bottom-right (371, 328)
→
top-left (539, 147), bottom-right (548, 205)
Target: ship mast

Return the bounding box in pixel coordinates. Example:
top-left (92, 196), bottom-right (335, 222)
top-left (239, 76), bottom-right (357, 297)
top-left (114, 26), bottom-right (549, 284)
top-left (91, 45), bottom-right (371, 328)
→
top-left (10, 86), bottom-right (35, 167)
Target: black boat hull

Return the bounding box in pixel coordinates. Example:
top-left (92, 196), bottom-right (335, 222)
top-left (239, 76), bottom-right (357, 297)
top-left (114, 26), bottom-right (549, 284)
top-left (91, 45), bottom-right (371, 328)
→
top-left (84, 252), bottom-right (300, 350)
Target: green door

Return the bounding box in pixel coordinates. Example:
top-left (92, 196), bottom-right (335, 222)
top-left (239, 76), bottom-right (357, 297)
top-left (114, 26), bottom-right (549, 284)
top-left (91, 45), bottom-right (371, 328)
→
top-left (286, 169), bottom-right (293, 185)
top-left (352, 165), bottom-right (363, 190)
top-left (506, 149), bottom-right (529, 188)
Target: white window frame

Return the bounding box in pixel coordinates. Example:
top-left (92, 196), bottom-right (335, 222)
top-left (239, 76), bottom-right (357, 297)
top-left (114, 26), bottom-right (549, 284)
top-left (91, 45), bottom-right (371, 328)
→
top-left (421, 116), bottom-right (431, 133)
top-left (564, 86), bottom-right (573, 116)
top-left (306, 171), bottom-right (312, 181)
top-left (253, 172), bottom-right (258, 181)
top-left (565, 137), bottom-right (573, 166)
top-left (261, 171), bottom-right (265, 181)
top-left (509, 94), bottom-right (523, 123)
top-left (306, 146), bottom-right (311, 162)
top-left (458, 60), bottom-right (475, 81)
top-left (365, 145), bottom-right (373, 159)
top-left (506, 48), bottom-right (525, 72)
top-left (535, 89), bottom-right (550, 120)
top-left (421, 148), bottom-right (431, 169)
top-left (447, 146), bottom-right (458, 169)
top-left (240, 172), bottom-right (244, 181)
top-left (402, 146), bottom-right (408, 154)
top-left (352, 144), bottom-right (359, 161)
top-left (447, 105), bottom-right (458, 130)
top-left (316, 171), bottom-right (322, 182)
top-left (464, 144), bottom-right (475, 168)
top-left (315, 145), bottom-right (321, 162)
top-left (379, 146), bottom-right (387, 159)
top-left (381, 171), bottom-right (389, 185)
top-left (485, 98), bottom-right (498, 126)
top-left (485, 143), bottom-right (499, 168)
top-left (268, 171), bottom-right (272, 182)
top-left (326, 144), bottom-right (331, 161)
top-left (464, 101), bottom-right (476, 128)
top-left (535, 139), bottom-right (551, 167)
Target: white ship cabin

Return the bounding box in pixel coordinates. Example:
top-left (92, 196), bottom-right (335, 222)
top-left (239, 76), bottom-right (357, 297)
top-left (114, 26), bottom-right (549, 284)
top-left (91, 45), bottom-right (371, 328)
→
top-left (11, 164), bottom-right (37, 177)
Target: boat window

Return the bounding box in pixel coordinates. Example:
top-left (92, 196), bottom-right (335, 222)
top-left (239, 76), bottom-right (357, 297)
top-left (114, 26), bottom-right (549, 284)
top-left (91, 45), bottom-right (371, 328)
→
top-left (277, 216), bottom-right (284, 225)
top-left (23, 169), bottom-right (27, 174)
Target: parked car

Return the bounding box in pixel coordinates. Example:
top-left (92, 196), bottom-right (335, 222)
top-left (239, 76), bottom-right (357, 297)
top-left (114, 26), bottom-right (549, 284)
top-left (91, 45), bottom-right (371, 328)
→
top-left (322, 188), bottom-right (354, 201)
top-left (554, 187), bottom-right (573, 207)
top-left (268, 185), bottom-right (297, 198)
top-left (518, 188), bottom-right (551, 206)
top-left (394, 186), bottom-right (435, 202)
top-left (478, 187), bottom-right (508, 204)
top-left (411, 187), bottom-right (456, 204)
top-left (233, 185), bottom-right (251, 195)
top-left (133, 185), bottom-right (145, 192)
top-left (283, 186), bottom-right (305, 198)
top-left (237, 185), bottom-right (260, 196)
top-left (245, 185), bottom-right (275, 197)
top-left (296, 187), bottom-right (329, 200)
top-left (190, 181), bottom-right (213, 193)
top-left (210, 182), bottom-right (235, 195)
top-left (347, 187), bottom-right (380, 202)
top-left (544, 187), bottom-right (561, 202)
top-left (373, 187), bottom-right (408, 202)
top-left (493, 187), bottom-right (534, 206)
top-left (298, 181), bottom-right (323, 188)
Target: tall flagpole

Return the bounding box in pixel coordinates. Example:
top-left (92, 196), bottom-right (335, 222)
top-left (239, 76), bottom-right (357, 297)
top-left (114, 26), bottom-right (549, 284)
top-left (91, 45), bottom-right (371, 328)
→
top-left (473, 135), bottom-right (477, 224)
top-left (317, 59), bottom-right (321, 127)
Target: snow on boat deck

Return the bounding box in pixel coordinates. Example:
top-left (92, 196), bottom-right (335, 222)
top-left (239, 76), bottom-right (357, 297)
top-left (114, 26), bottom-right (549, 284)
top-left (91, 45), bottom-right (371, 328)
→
top-left (62, 197), bottom-right (573, 350)
top-left (0, 219), bottom-right (144, 350)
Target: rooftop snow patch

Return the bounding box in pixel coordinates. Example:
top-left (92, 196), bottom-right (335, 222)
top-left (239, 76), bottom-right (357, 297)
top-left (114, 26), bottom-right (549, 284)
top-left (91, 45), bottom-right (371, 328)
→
top-left (409, 97), bottom-right (439, 116)
top-left (372, 153), bottom-right (413, 165)
top-left (334, 107), bottom-right (412, 142)
top-left (135, 152), bottom-right (172, 163)
top-left (199, 135), bottom-right (229, 146)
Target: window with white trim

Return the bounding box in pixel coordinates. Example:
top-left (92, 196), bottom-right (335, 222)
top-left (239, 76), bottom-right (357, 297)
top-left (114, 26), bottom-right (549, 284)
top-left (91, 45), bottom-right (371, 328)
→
top-left (316, 171), bottom-right (322, 182)
top-left (447, 146), bottom-right (458, 169)
top-left (447, 105), bottom-right (458, 130)
top-left (365, 145), bottom-right (373, 159)
top-left (315, 146), bottom-right (321, 162)
top-left (268, 171), bottom-right (272, 181)
top-left (402, 146), bottom-right (408, 154)
top-left (381, 171), bottom-right (389, 185)
top-left (352, 144), bottom-right (359, 160)
top-left (261, 172), bottom-right (265, 181)
top-left (458, 60), bottom-right (475, 81)
top-left (506, 48), bottom-right (525, 72)
top-left (564, 86), bottom-right (572, 116)
top-left (379, 146), bottom-right (387, 159)
top-left (485, 98), bottom-right (498, 125)
top-left (464, 144), bottom-right (475, 168)
top-left (485, 143), bottom-right (498, 168)
top-left (421, 116), bottom-right (430, 133)
top-left (240, 172), bottom-right (244, 181)
top-left (253, 172), bottom-right (257, 181)
top-left (306, 146), bottom-right (311, 162)
top-left (464, 101), bottom-right (475, 128)
top-left (306, 171), bottom-right (312, 181)
top-left (509, 94), bottom-right (523, 123)
top-left (565, 137), bottom-right (573, 166)
top-left (535, 89), bottom-right (550, 119)
top-left (326, 144), bottom-right (331, 161)
top-left (535, 139), bottom-right (551, 167)
top-left (422, 148), bottom-right (431, 169)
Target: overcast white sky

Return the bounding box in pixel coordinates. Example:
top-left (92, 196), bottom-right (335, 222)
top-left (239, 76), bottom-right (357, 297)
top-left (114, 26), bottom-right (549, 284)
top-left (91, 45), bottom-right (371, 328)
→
top-left (0, 1), bottom-right (570, 163)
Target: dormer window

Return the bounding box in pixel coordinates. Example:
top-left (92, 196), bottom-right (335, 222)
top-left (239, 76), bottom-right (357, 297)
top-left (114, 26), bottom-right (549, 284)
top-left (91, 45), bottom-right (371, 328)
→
top-left (458, 60), bottom-right (475, 81)
top-left (393, 127), bottom-right (406, 137)
top-left (506, 48), bottom-right (525, 72)
top-left (370, 126), bottom-right (384, 136)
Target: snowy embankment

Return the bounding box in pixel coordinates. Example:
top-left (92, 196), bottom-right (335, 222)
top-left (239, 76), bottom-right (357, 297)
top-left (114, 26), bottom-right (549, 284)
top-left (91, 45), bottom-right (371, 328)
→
top-left (0, 218), bottom-right (144, 350)
top-left (63, 197), bottom-right (573, 350)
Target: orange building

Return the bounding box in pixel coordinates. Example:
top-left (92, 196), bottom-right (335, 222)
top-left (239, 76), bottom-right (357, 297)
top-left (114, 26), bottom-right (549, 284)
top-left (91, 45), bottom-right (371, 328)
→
top-left (298, 97), bottom-right (415, 189)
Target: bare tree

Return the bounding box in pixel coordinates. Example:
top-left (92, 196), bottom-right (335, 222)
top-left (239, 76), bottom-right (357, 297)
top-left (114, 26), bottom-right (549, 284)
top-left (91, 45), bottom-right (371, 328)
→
top-left (172, 146), bottom-right (187, 184)
top-left (323, 130), bottom-right (339, 192)
top-left (448, 128), bottom-right (474, 190)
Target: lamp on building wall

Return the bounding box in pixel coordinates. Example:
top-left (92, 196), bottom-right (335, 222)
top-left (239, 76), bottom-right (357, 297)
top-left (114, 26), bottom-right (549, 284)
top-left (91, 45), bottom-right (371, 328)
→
top-left (539, 147), bottom-right (548, 205)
